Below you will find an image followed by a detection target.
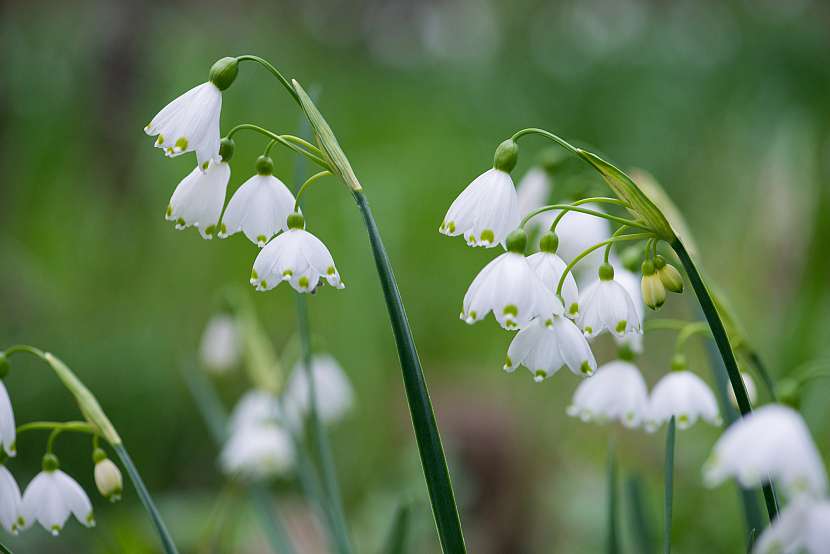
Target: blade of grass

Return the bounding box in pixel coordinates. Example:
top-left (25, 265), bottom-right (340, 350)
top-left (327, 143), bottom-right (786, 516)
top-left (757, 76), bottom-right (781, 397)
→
top-left (607, 444), bottom-right (619, 554)
top-left (625, 474), bottom-right (654, 554)
top-left (663, 417), bottom-right (676, 554)
top-left (382, 501), bottom-right (413, 554)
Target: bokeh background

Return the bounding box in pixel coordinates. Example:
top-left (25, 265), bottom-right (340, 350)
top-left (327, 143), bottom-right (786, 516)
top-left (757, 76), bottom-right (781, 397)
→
top-left (2, 0), bottom-right (830, 552)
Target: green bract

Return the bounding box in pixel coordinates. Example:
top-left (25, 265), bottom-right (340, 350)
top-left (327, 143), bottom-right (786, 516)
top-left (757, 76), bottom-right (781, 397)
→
top-left (209, 57), bottom-right (239, 91)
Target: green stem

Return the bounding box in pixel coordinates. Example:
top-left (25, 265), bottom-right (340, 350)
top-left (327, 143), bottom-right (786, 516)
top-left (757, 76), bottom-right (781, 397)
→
top-left (113, 444), bottom-right (179, 554)
top-left (236, 55), bottom-right (300, 104)
top-left (604, 226), bottom-right (630, 264)
top-left (746, 351), bottom-right (778, 402)
top-left (520, 204), bottom-right (644, 230)
top-left (353, 190), bottom-right (466, 553)
top-left (607, 443), bottom-right (619, 554)
top-left (671, 239), bottom-right (779, 521)
top-left (511, 128), bottom-right (582, 156)
top-left (674, 322), bottom-right (711, 352)
top-left (625, 475), bottom-right (654, 554)
top-left (225, 124), bottom-right (331, 169)
top-left (16, 421), bottom-right (96, 436)
top-left (382, 502), bottom-right (413, 554)
top-left (294, 171), bottom-right (333, 212)
top-left (663, 417), bottom-right (675, 554)
top-left (548, 197), bottom-right (630, 230)
top-left (556, 233), bottom-right (655, 295)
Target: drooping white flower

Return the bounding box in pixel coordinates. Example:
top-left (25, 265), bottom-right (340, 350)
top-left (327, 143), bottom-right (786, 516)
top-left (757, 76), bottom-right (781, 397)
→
top-left (646, 370), bottom-right (721, 431)
top-left (728, 372), bottom-right (758, 408)
top-left (283, 355), bottom-right (354, 428)
top-left (752, 498), bottom-right (830, 554)
top-left (199, 313), bottom-right (241, 374)
top-left (21, 458), bottom-right (94, 535)
top-left (504, 317), bottom-right (596, 382)
top-left (219, 158), bottom-right (297, 246)
top-left (612, 267), bottom-right (645, 354)
top-left (0, 381), bottom-right (15, 457)
top-left (461, 231), bottom-right (562, 330)
top-left (566, 360), bottom-right (650, 428)
top-left (251, 214), bottom-right (344, 294)
top-left (0, 466), bottom-right (22, 534)
top-left (516, 168), bottom-right (551, 228)
top-left (165, 159), bottom-right (230, 239)
top-left (527, 232), bottom-right (579, 317)
top-left (220, 423), bottom-right (295, 480)
top-left (704, 404), bottom-right (827, 498)
top-left (145, 82), bottom-right (222, 168)
top-left (576, 263), bottom-right (641, 338)
top-left (551, 203), bottom-right (611, 276)
top-left (440, 168), bottom-right (520, 248)
top-left (228, 390), bottom-right (282, 432)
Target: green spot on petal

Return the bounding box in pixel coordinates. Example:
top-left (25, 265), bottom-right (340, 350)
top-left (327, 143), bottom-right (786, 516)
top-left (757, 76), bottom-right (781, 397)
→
top-left (165, 205), bottom-right (173, 217)
top-left (174, 137), bottom-right (188, 151)
top-left (480, 229), bottom-right (495, 243)
top-left (580, 361), bottom-right (592, 375)
top-left (327, 266), bottom-right (336, 275)
top-left (299, 276), bottom-right (309, 289)
top-left (615, 320), bottom-right (627, 333)
top-left (503, 304), bottom-right (518, 316)
top-left (568, 303), bottom-right (579, 315)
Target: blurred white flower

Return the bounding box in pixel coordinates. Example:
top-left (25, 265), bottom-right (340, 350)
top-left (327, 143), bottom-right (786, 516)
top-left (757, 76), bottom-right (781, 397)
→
top-left (646, 370), bottom-right (721, 431)
top-left (516, 168), bottom-right (551, 226)
top-left (566, 360), bottom-right (649, 428)
top-left (527, 248), bottom-right (579, 316)
top-left (704, 404), bottom-right (827, 498)
top-left (145, 82), bottom-right (222, 168)
top-left (577, 264), bottom-right (641, 339)
top-left (284, 355), bottom-right (354, 427)
top-left (199, 314), bottom-right (240, 374)
top-left (552, 204), bottom-right (611, 276)
top-left (753, 498), bottom-right (830, 554)
top-left (728, 372), bottom-right (758, 408)
top-left (21, 460), bottom-right (94, 535)
top-left (612, 267), bottom-right (645, 354)
top-left (93, 458), bottom-right (122, 503)
top-left (0, 466), bottom-right (22, 534)
top-left (0, 381), bottom-right (16, 457)
top-left (462, 251), bottom-right (562, 330)
top-left (165, 160), bottom-right (230, 239)
top-left (219, 170), bottom-right (297, 247)
top-left (440, 168), bottom-right (519, 248)
top-left (251, 216), bottom-right (344, 294)
top-left (220, 423), bottom-right (295, 480)
top-left (504, 317), bottom-right (596, 382)
top-left (228, 390), bottom-right (281, 432)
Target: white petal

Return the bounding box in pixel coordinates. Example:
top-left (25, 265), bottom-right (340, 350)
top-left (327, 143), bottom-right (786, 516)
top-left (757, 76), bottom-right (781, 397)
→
top-left (441, 169), bottom-right (520, 247)
top-left (167, 161), bottom-right (230, 239)
top-left (221, 175), bottom-right (296, 246)
top-left (54, 471), bottom-right (94, 527)
top-left (22, 472), bottom-right (69, 534)
top-left (285, 355), bottom-right (354, 426)
top-left (0, 466), bottom-right (21, 533)
top-left (0, 382), bottom-right (15, 456)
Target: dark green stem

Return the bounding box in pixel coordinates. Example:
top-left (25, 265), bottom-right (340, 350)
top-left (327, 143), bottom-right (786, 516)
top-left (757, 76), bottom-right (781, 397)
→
top-left (382, 502), bottom-right (413, 554)
top-left (625, 475), bottom-right (654, 554)
top-left (663, 417), bottom-right (675, 554)
top-left (353, 190), bottom-right (466, 553)
top-left (607, 444), bottom-right (619, 554)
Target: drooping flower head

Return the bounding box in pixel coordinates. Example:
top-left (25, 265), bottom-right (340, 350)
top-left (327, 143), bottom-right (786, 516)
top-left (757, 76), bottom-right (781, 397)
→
top-left (283, 355), bottom-right (354, 428)
top-left (251, 213), bottom-right (345, 294)
top-left (704, 404), bottom-right (827, 499)
top-left (577, 263), bottom-right (641, 339)
top-left (165, 154), bottom-right (231, 240)
top-left (144, 57), bottom-right (238, 168)
top-left (0, 379), bottom-right (16, 457)
top-left (219, 155), bottom-right (297, 247)
top-left (527, 232), bottom-right (579, 317)
top-left (228, 390), bottom-right (282, 432)
top-left (21, 454), bottom-right (94, 535)
top-left (646, 367), bottom-right (721, 431)
top-left (567, 360), bottom-right (649, 428)
top-left (199, 313), bottom-right (241, 374)
top-left (0, 465), bottom-right (22, 534)
top-left (504, 316), bottom-right (596, 382)
top-left (220, 423), bottom-right (295, 480)
top-left (752, 498), bottom-right (830, 554)
top-left (461, 229), bottom-right (562, 330)
top-left (440, 140), bottom-right (520, 248)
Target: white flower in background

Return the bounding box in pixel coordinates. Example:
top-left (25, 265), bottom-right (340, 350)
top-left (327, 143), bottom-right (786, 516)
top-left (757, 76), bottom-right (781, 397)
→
top-left (0, 466), bottom-right (22, 534)
top-left (251, 213), bottom-right (344, 294)
top-left (220, 423), bottom-right (295, 480)
top-left (504, 317), bottom-right (596, 382)
top-left (165, 159), bottom-right (230, 239)
top-left (145, 82), bottom-right (223, 168)
top-left (566, 360), bottom-right (649, 428)
top-left (612, 266), bottom-right (645, 354)
top-left (704, 404), bottom-right (827, 498)
top-left (219, 157), bottom-right (297, 246)
top-left (552, 204), bottom-right (611, 276)
top-left (516, 168), bottom-right (551, 227)
top-left (461, 231), bottom-right (562, 330)
top-left (0, 381), bottom-right (15, 457)
top-left (527, 232), bottom-right (579, 316)
top-left (284, 355), bottom-right (354, 428)
top-left (646, 370), bottom-right (721, 431)
top-left (752, 498), bottom-right (830, 554)
top-left (577, 263), bottom-right (641, 338)
top-left (228, 390), bottom-right (282, 432)
top-left (21, 456), bottom-right (94, 535)
top-left (728, 372), bottom-right (757, 408)
top-left (199, 313), bottom-right (240, 374)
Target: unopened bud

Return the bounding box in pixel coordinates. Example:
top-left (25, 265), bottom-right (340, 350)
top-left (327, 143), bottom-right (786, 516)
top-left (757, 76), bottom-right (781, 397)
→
top-left (93, 450), bottom-right (123, 502)
top-left (655, 255), bottom-right (684, 293)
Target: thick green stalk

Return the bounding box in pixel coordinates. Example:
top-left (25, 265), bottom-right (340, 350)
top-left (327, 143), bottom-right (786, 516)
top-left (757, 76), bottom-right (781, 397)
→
top-left (663, 417), bottom-right (675, 554)
top-left (672, 238), bottom-right (779, 521)
top-left (353, 190), bottom-right (466, 553)
top-left (606, 446), bottom-right (619, 554)
top-left (625, 475), bottom-right (654, 554)
top-left (113, 444), bottom-right (179, 554)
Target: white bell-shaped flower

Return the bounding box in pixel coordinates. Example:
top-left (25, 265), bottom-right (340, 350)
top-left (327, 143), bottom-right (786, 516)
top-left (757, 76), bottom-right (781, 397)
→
top-left (527, 232), bottom-right (579, 317)
top-left (165, 159), bottom-right (230, 239)
top-left (0, 465), bottom-right (22, 534)
top-left (251, 213), bottom-right (344, 294)
top-left (646, 368), bottom-right (721, 431)
top-left (21, 455), bottom-right (94, 535)
top-left (228, 390), bottom-right (282, 432)
top-left (504, 317), bottom-right (596, 382)
top-left (728, 371), bottom-right (758, 408)
top-left (220, 423), bottom-right (295, 480)
top-left (145, 82), bottom-right (222, 168)
top-left (461, 230), bottom-right (562, 330)
top-left (566, 360), bottom-right (650, 428)
top-left (612, 266), bottom-right (645, 354)
top-left (0, 381), bottom-right (16, 457)
top-left (219, 156), bottom-right (297, 246)
top-left (516, 168), bottom-right (551, 228)
top-left (577, 263), bottom-right (641, 338)
top-left (199, 313), bottom-right (241, 374)
top-left (751, 498), bottom-right (830, 554)
top-left (704, 404), bottom-right (827, 498)
top-left (284, 355), bottom-right (354, 428)
top-left (803, 501), bottom-right (830, 554)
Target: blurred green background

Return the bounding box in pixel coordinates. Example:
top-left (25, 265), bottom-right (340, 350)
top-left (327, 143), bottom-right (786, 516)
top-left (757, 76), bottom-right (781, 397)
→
top-left (2, 0), bottom-right (830, 552)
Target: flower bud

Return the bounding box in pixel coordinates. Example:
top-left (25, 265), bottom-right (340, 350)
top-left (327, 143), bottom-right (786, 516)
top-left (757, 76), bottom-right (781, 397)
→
top-left (493, 139), bottom-right (519, 173)
top-left (505, 228), bottom-right (527, 254)
top-left (93, 450), bottom-right (123, 502)
top-left (641, 261), bottom-right (666, 310)
top-left (539, 232), bottom-right (559, 253)
top-left (654, 255), bottom-right (684, 293)
top-left (256, 155), bottom-right (274, 176)
top-left (219, 137), bottom-right (235, 162)
top-left (598, 262), bottom-right (615, 281)
top-left (208, 57), bottom-right (239, 91)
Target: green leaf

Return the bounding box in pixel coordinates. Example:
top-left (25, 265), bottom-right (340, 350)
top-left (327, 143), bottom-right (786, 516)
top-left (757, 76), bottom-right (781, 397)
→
top-left (663, 417), bottom-right (676, 554)
top-left (607, 445), bottom-right (620, 554)
top-left (382, 502), bottom-right (413, 554)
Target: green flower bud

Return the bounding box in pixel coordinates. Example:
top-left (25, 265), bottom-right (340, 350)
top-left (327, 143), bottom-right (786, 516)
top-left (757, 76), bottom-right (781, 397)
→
top-left (505, 228), bottom-right (527, 254)
top-left (256, 155), bottom-right (274, 176)
top-left (287, 212), bottom-right (305, 230)
top-left (539, 232), bottom-right (559, 253)
top-left (219, 137), bottom-right (235, 162)
top-left (208, 57), bottom-right (239, 91)
top-left (42, 453), bottom-right (59, 472)
top-left (658, 261), bottom-right (684, 294)
top-left (93, 453), bottom-right (123, 502)
top-left (641, 273), bottom-right (666, 310)
top-left (493, 139), bottom-right (519, 173)
top-left (671, 354), bottom-right (687, 371)
top-left (598, 262), bottom-right (615, 281)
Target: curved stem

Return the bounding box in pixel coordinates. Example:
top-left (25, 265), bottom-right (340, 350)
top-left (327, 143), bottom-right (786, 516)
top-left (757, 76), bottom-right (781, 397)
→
top-left (354, 190), bottom-right (466, 553)
top-left (236, 55), bottom-right (300, 104)
top-left (663, 417), bottom-right (676, 554)
top-left (225, 124), bottom-right (331, 169)
top-left (674, 322), bottom-right (711, 352)
top-left (294, 171), bottom-right (333, 212)
top-left (605, 226), bottom-right (630, 264)
top-left (16, 421), bottom-right (96, 435)
top-left (3, 344), bottom-right (45, 358)
top-left (556, 233), bottom-right (655, 295)
top-left (548, 197), bottom-right (631, 231)
top-left (746, 351), bottom-right (778, 402)
top-left (511, 128), bottom-right (582, 156)
top-left (520, 204), bottom-right (644, 231)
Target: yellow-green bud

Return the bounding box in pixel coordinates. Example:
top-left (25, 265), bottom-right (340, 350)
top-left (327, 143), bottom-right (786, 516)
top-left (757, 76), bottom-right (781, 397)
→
top-left (539, 232), bottom-right (559, 253)
top-left (93, 452), bottom-right (123, 502)
top-left (287, 212), bottom-right (305, 230)
top-left (656, 257), bottom-right (684, 294)
top-left (505, 228), bottom-right (527, 254)
top-left (209, 57), bottom-right (239, 91)
top-left (493, 139), bottom-right (519, 173)
top-left (641, 273), bottom-right (666, 310)
top-left (598, 262), bottom-right (615, 281)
